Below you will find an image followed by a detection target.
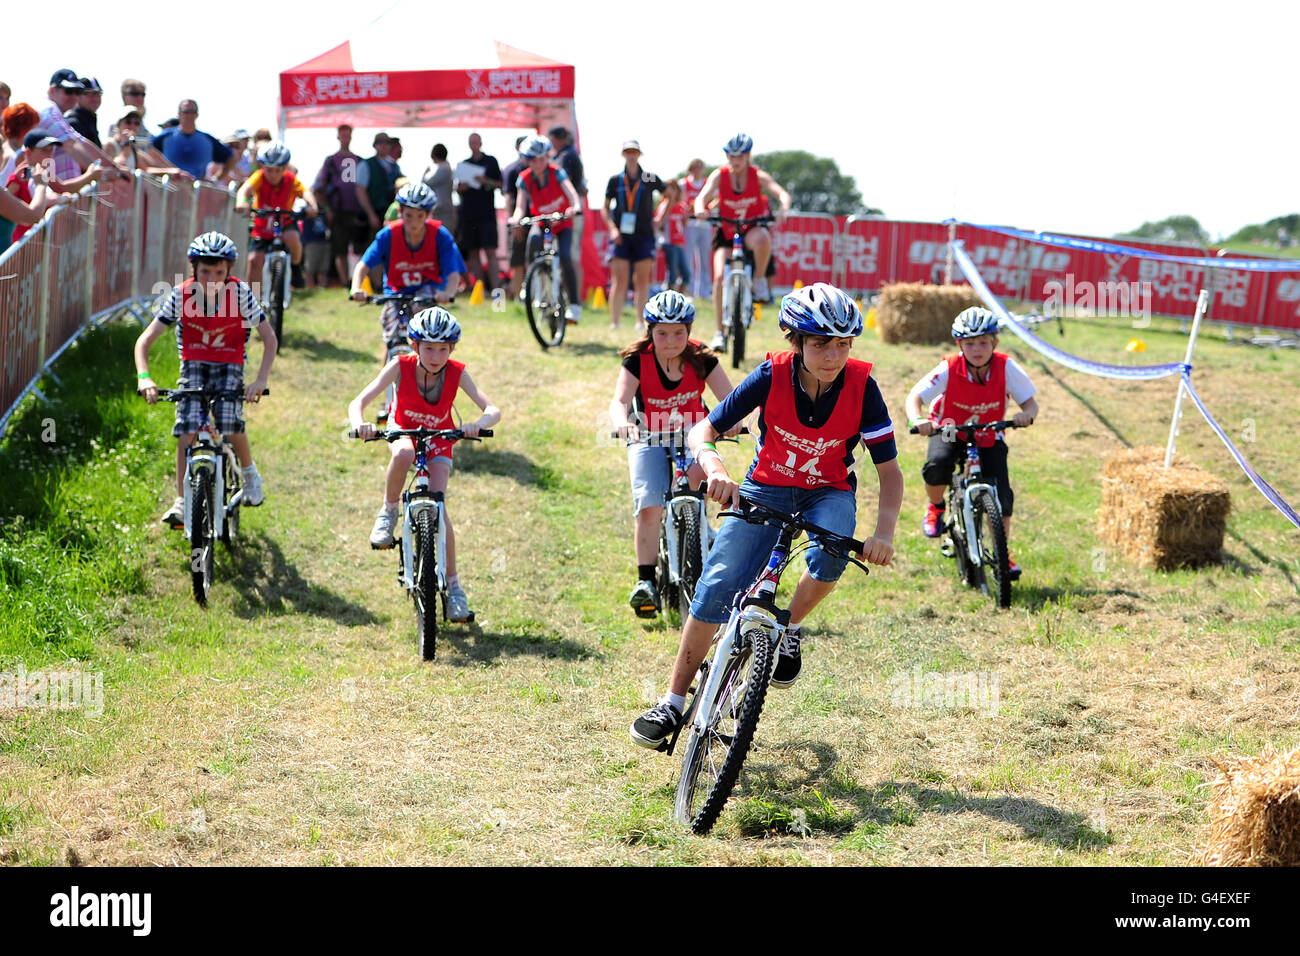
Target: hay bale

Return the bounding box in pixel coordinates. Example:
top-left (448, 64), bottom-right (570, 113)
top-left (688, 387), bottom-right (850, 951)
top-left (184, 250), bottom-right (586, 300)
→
top-left (1194, 745), bottom-right (1300, 866)
top-left (875, 283), bottom-right (983, 345)
top-left (1096, 445), bottom-right (1230, 570)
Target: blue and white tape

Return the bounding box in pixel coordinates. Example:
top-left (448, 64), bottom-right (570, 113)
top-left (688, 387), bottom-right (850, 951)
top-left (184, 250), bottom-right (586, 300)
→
top-left (1181, 376), bottom-right (1300, 531)
top-left (948, 220), bottom-right (1300, 274)
top-left (951, 241), bottom-right (1189, 381)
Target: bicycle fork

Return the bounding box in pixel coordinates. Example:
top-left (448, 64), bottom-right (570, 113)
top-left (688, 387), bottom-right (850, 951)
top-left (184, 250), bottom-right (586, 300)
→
top-left (663, 496), bottom-right (707, 587)
top-left (400, 495), bottom-right (447, 593)
top-left (182, 449), bottom-right (224, 540)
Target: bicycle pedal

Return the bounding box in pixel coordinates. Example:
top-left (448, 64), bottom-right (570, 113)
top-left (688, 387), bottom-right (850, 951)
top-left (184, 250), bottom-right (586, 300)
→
top-left (633, 604), bottom-right (658, 619)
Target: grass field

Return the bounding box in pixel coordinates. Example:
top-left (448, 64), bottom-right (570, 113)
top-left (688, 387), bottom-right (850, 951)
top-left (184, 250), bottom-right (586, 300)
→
top-left (1, 289), bottom-right (1297, 866)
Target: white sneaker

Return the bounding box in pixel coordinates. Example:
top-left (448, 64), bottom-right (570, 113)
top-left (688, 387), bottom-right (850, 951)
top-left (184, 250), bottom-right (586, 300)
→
top-left (369, 506), bottom-right (400, 550)
top-left (709, 332), bottom-right (726, 351)
top-left (161, 496), bottom-right (185, 528)
top-left (242, 467), bottom-right (264, 506)
top-left (753, 278), bottom-right (771, 303)
top-left (447, 584), bottom-right (472, 622)
top-left (565, 303), bottom-right (582, 324)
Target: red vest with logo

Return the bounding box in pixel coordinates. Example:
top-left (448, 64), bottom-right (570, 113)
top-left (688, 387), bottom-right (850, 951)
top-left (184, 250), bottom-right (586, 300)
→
top-left (682, 175), bottom-right (705, 209)
top-left (717, 165), bottom-right (765, 240)
top-left (178, 277), bottom-right (247, 364)
top-left (665, 200), bottom-right (687, 246)
top-left (251, 172), bottom-right (302, 239)
top-left (392, 354), bottom-right (463, 431)
top-left (384, 219), bottom-right (443, 292)
top-left (638, 345), bottom-right (708, 433)
top-left (520, 164), bottom-right (572, 232)
top-left (931, 352), bottom-right (1008, 448)
top-left (751, 351), bottom-right (871, 491)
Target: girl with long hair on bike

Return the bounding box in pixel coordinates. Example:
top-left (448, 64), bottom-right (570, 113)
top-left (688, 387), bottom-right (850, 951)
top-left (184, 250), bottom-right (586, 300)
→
top-left (610, 291), bottom-right (740, 618)
top-left (348, 307), bottom-right (501, 623)
top-left (136, 232), bottom-right (277, 526)
top-left (630, 283), bottom-right (902, 750)
top-left (904, 306), bottom-right (1038, 578)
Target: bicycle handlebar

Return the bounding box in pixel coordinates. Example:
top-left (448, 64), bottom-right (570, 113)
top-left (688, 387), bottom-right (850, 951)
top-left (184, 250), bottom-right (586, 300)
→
top-left (516, 212), bottom-right (573, 227)
top-left (705, 214), bottom-right (775, 227)
top-left (153, 387), bottom-right (269, 401)
top-left (244, 207), bottom-right (306, 219)
top-left (348, 427), bottom-right (493, 442)
top-left (908, 420), bottom-right (1026, 436)
top-left (609, 427), bottom-right (749, 445)
top-left (719, 495), bottom-right (868, 569)
top-left (362, 292), bottom-right (454, 306)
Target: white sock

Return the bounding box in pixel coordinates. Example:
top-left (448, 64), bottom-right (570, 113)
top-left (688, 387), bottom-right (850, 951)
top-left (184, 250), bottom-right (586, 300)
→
top-left (242, 462), bottom-right (259, 476)
top-left (383, 500), bottom-right (400, 512)
top-left (663, 693), bottom-right (686, 714)
top-left (447, 573), bottom-right (460, 590)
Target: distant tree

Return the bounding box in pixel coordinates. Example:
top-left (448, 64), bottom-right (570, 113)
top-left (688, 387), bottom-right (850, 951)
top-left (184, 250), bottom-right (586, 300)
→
top-left (1227, 213), bottom-right (1300, 246)
top-left (1118, 215), bottom-right (1209, 245)
top-left (753, 150), bottom-right (882, 216)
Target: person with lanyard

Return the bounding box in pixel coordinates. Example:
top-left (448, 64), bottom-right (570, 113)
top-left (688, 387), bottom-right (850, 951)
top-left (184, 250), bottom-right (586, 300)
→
top-left (603, 139), bottom-right (666, 331)
top-left (692, 133), bottom-right (792, 351)
top-left (507, 134), bottom-right (582, 323)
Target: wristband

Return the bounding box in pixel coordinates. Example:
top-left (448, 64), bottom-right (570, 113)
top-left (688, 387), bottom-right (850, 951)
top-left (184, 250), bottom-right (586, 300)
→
top-left (908, 417), bottom-right (927, 428)
top-left (137, 372), bottom-right (152, 379)
top-left (698, 441), bottom-right (717, 452)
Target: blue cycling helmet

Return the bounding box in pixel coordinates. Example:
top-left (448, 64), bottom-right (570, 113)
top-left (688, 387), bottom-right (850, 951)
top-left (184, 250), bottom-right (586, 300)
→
top-left (644, 290), bottom-right (695, 325)
top-left (951, 306), bottom-right (1000, 339)
top-left (188, 231), bottom-right (238, 261)
top-left (778, 283), bottom-right (863, 338)
top-left (408, 307), bottom-right (461, 344)
top-left (395, 182), bottom-right (436, 211)
top-left (258, 141), bottom-right (291, 167)
top-left (724, 133), bottom-right (753, 155)
top-left (520, 135), bottom-right (551, 159)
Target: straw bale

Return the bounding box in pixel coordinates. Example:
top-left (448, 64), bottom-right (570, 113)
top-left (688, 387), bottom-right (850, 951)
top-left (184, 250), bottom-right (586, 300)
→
top-left (1096, 445), bottom-right (1230, 570)
top-left (1194, 745), bottom-right (1300, 866)
top-left (876, 283), bottom-right (983, 345)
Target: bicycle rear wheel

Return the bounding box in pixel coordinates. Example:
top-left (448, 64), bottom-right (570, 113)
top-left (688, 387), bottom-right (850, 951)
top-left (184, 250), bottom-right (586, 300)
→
top-left (677, 503), bottom-right (704, 622)
top-left (524, 259), bottom-right (565, 349)
top-left (729, 277), bottom-right (746, 369)
top-left (973, 487), bottom-right (1011, 608)
top-left (674, 624), bottom-right (774, 834)
top-left (413, 507), bottom-right (439, 660)
top-left (267, 257), bottom-right (285, 349)
top-left (189, 469), bottom-right (214, 607)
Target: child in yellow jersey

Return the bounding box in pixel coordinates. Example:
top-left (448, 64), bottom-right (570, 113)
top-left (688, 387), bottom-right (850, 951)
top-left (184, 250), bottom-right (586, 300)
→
top-left (235, 140), bottom-right (318, 289)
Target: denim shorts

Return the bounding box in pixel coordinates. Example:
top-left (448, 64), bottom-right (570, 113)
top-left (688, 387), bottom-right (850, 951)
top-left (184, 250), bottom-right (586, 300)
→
top-left (688, 479), bottom-right (857, 624)
top-left (628, 442), bottom-right (696, 514)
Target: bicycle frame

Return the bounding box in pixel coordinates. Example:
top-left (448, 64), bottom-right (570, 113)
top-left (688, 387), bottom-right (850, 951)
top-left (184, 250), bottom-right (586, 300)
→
top-left (180, 406), bottom-right (241, 541)
top-left (722, 232), bottom-right (752, 324)
top-left (659, 435), bottom-right (710, 592)
top-left (250, 207), bottom-right (297, 312)
top-left (952, 443), bottom-right (994, 569)
top-left (398, 437), bottom-right (448, 596)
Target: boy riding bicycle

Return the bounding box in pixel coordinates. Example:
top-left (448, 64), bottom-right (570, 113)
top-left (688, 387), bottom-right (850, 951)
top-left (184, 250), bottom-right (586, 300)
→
top-left (507, 134), bottom-right (582, 323)
top-left (609, 290), bottom-right (739, 617)
top-left (135, 232), bottom-right (277, 526)
top-left (347, 307), bottom-right (501, 623)
top-left (234, 141), bottom-right (318, 290)
top-left (630, 283), bottom-right (902, 749)
top-left (351, 182), bottom-right (465, 348)
top-left (904, 306), bottom-right (1039, 577)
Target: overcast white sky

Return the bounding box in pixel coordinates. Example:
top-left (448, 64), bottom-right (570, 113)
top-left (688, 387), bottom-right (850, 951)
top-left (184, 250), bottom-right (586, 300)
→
top-left (7, 0), bottom-right (1294, 240)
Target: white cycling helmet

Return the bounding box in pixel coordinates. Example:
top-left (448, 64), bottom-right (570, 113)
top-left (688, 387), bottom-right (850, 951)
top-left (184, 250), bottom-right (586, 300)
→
top-left (644, 290), bottom-right (696, 325)
top-left (408, 306), bottom-right (461, 344)
top-left (188, 231), bottom-right (238, 261)
top-left (258, 141), bottom-right (291, 167)
top-left (395, 182), bottom-right (436, 211)
top-left (520, 135), bottom-right (551, 159)
top-left (778, 283), bottom-right (863, 338)
top-left (951, 306), bottom-right (1000, 339)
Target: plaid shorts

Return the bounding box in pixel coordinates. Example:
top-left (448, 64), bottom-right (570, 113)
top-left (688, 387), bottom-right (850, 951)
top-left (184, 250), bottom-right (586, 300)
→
top-left (173, 361), bottom-right (245, 437)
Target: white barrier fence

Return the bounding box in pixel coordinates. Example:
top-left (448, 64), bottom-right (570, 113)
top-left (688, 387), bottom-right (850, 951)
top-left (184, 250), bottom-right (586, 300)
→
top-left (0, 174), bottom-right (240, 438)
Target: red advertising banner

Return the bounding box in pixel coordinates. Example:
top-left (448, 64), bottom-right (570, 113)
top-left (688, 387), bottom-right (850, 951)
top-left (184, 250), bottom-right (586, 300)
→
top-left (280, 66), bottom-right (575, 111)
top-left (771, 213), bottom-right (837, 288)
top-left (0, 229), bottom-right (45, 418)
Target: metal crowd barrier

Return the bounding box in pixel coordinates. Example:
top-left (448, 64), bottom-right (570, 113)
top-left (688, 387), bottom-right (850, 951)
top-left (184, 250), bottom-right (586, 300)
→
top-left (0, 173), bottom-right (237, 438)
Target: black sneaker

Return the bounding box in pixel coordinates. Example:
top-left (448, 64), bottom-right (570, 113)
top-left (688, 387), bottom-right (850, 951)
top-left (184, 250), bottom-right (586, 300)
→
top-left (290, 264), bottom-right (305, 289)
top-left (629, 579), bottom-right (660, 618)
top-left (629, 701), bottom-right (682, 750)
top-left (771, 625), bottom-right (803, 687)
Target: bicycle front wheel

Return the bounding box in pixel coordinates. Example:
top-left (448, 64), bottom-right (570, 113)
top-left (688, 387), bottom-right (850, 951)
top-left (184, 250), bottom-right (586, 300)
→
top-left (413, 507), bottom-right (439, 659)
top-left (674, 624), bottom-right (774, 834)
top-left (677, 504), bottom-right (704, 622)
top-left (220, 452), bottom-right (240, 549)
top-left (524, 258), bottom-right (565, 349)
top-left (189, 469), bottom-right (214, 607)
top-left (973, 487), bottom-right (1011, 608)
top-left (267, 257), bottom-right (285, 349)
top-left (729, 278), bottom-right (746, 369)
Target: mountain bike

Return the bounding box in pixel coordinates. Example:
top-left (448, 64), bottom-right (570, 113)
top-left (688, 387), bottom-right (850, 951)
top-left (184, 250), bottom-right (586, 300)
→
top-left (665, 496), bottom-right (868, 834)
top-left (245, 206), bottom-right (305, 348)
top-left (614, 426), bottom-right (745, 621)
top-left (351, 426), bottom-right (492, 660)
top-left (518, 212), bottom-right (572, 350)
top-left (157, 387), bottom-right (267, 607)
top-left (909, 420), bottom-right (1023, 609)
top-left (708, 214), bottom-right (774, 370)
top-left (363, 291), bottom-right (439, 425)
